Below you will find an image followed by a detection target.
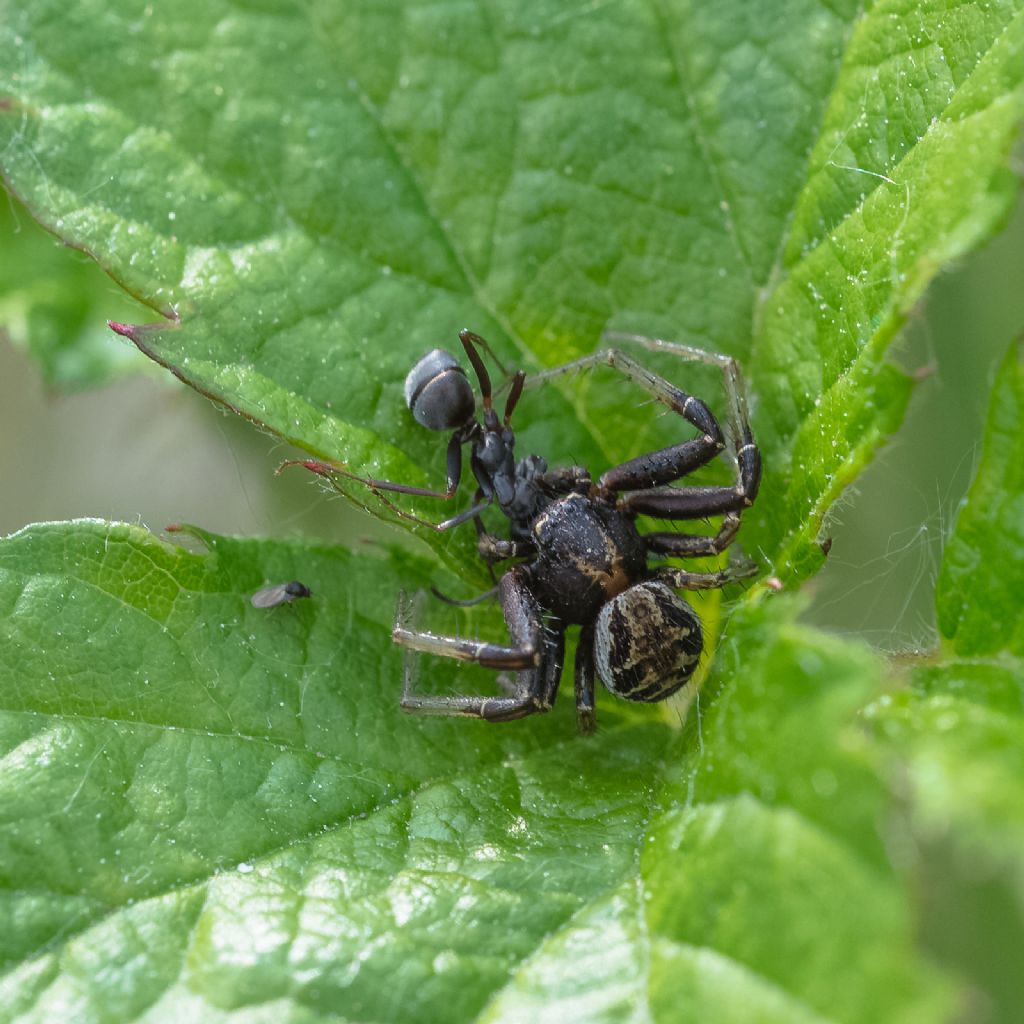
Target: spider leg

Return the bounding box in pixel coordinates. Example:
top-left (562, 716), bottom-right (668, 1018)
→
top-left (644, 514), bottom-right (741, 558)
top-left (396, 568), bottom-right (561, 721)
top-left (538, 625), bottom-right (566, 705)
top-left (654, 561), bottom-right (758, 591)
top-left (574, 623), bottom-right (597, 736)
top-left (394, 569), bottom-right (539, 669)
top-left (525, 342), bottom-right (761, 506)
top-left (602, 332), bottom-right (762, 504)
top-left (489, 623), bottom-right (565, 707)
top-left (599, 436), bottom-right (723, 493)
top-left (472, 507), bottom-right (536, 572)
top-left (537, 465), bottom-right (592, 495)
top-left (619, 483), bottom-right (752, 519)
top-left (528, 348), bottom-right (724, 445)
top-left (429, 584), bottom-right (500, 607)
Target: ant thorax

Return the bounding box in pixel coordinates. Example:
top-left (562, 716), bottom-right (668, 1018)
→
top-left (471, 423), bottom-right (550, 532)
top-left (505, 452), bottom-right (550, 535)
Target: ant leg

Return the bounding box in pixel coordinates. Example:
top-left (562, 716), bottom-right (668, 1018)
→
top-left (397, 568), bottom-right (559, 721)
top-left (281, 433), bottom-right (464, 500)
top-left (503, 371), bottom-right (526, 426)
top-left (376, 497), bottom-right (489, 533)
top-left (574, 623), bottom-right (597, 736)
top-left (279, 457), bottom-right (452, 499)
top-left (278, 448), bottom-right (486, 533)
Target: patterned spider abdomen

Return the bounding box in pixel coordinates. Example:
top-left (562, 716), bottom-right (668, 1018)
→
top-left (593, 581), bottom-right (703, 702)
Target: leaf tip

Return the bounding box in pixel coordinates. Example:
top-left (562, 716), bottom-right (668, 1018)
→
top-left (107, 320), bottom-right (136, 340)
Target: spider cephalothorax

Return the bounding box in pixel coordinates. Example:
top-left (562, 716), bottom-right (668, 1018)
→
top-left (293, 329), bottom-right (761, 734)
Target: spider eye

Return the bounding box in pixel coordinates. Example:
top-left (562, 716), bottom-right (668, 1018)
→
top-left (404, 349), bottom-right (476, 431)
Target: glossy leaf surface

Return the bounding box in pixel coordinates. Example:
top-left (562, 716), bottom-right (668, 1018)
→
top-left (2, 1), bottom-right (1021, 577)
top-left (0, 522), bottom-right (947, 1022)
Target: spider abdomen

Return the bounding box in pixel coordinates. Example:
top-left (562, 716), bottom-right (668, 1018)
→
top-left (594, 581), bottom-right (703, 702)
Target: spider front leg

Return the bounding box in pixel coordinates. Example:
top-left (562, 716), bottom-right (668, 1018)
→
top-left (395, 567), bottom-right (564, 722)
top-left (602, 331), bottom-right (761, 502)
top-left (610, 418), bottom-right (759, 524)
top-left (526, 344), bottom-right (760, 511)
top-left (529, 348), bottom-right (725, 481)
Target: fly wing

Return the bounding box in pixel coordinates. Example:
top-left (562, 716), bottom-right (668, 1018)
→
top-left (251, 583), bottom-right (292, 608)
top-left (251, 581), bottom-right (312, 607)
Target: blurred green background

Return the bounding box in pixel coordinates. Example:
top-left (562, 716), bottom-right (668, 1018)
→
top-left (2, 183), bottom-right (1023, 652)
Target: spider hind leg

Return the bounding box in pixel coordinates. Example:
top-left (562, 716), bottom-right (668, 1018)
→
top-left (395, 569), bottom-right (564, 722)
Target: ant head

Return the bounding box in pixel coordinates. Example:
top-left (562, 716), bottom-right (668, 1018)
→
top-left (404, 349), bottom-right (476, 432)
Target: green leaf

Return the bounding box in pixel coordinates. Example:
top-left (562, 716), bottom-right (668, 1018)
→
top-left (641, 606), bottom-right (949, 1023)
top-left (0, 191), bottom-right (151, 389)
top-left (2, 2), bottom-right (1022, 576)
top-left (936, 339), bottom-right (1024, 657)
top-left (870, 662), bottom-right (1024, 876)
top-left (0, 522), bottom-right (948, 1022)
top-left (865, 660), bottom-right (1024, 1021)
top-left (865, 340), bottom-right (1024, 1020)
top-left (3, 3), bottom-right (1024, 1020)
top-left (0, 521), bottom-right (650, 1016)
